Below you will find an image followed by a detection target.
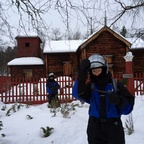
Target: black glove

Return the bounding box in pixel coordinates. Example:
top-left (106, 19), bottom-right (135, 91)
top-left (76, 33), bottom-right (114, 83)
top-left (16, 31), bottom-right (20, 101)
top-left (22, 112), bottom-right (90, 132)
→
top-left (108, 92), bottom-right (121, 105)
top-left (77, 59), bottom-right (90, 81)
top-left (80, 58), bottom-right (90, 71)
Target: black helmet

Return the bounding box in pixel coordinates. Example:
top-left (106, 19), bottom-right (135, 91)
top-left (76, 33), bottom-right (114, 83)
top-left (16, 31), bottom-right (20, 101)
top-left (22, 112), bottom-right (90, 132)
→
top-left (88, 54), bottom-right (108, 73)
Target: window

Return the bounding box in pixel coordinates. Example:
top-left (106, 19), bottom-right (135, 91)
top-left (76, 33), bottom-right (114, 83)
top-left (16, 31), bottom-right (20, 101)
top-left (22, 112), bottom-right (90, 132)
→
top-left (25, 42), bottom-right (30, 47)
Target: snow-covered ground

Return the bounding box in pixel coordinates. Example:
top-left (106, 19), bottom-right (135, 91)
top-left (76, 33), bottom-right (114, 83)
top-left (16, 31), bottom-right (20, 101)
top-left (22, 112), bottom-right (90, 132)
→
top-left (0, 96), bottom-right (144, 144)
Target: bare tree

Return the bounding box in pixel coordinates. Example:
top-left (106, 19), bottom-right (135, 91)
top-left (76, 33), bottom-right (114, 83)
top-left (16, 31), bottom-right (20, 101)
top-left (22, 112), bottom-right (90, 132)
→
top-left (72, 30), bottom-right (82, 40)
top-left (0, 21), bottom-right (10, 46)
top-left (51, 28), bottom-right (63, 40)
top-left (0, 0), bottom-right (144, 41)
top-left (0, 0), bottom-right (91, 39)
top-left (65, 29), bottom-right (82, 40)
top-left (109, 0), bottom-right (144, 27)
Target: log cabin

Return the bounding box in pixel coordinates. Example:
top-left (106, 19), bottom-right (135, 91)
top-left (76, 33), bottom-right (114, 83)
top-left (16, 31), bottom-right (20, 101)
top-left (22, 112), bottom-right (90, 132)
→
top-left (43, 26), bottom-right (144, 78)
top-left (7, 26), bottom-right (144, 80)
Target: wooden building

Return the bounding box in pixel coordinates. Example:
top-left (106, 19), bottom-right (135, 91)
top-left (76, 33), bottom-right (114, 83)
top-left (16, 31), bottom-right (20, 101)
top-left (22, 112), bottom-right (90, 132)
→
top-left (8, 26), bottom-right (144, 79)
top-left (43, 26), bottom-right (144, 77)
top-left (7, 35), bottom-right (45, 80)
top-left (76, 26), bottom-right (131, 76)
top-left (43, 40), bottom-right (83, 77)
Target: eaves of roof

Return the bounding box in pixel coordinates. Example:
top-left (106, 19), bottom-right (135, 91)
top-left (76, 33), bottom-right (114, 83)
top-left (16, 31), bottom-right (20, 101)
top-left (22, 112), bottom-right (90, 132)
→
top-left (78, 26), bottom-right (132, 50)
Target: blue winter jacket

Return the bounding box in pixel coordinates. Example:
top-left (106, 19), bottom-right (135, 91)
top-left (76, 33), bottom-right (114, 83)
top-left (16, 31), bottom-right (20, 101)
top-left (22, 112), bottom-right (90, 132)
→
top-left (46, 80), bottom-right (60, 95)
top-left (72, 80), bottom-right (134, 118)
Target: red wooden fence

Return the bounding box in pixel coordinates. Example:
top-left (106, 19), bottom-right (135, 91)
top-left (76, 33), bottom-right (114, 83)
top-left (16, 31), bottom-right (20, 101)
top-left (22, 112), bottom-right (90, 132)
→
top-left (0, 74), bottom-right (144, 104)
top-left (0, 76), bottom-right (76, 104)
top-left (133, 73), bottom-right (144, 96)
top-left (114, 73), bottom-right (144, 96)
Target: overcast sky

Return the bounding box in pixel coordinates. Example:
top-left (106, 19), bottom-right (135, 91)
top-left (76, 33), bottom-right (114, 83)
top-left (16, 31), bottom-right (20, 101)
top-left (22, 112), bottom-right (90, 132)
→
top-left (1, 0), bottom-right (144, 46)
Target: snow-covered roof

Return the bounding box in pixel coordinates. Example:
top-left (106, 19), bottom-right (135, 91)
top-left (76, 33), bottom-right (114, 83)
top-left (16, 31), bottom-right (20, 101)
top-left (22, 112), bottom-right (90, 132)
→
top-left (79, 26), bottom-right (132, 49)
top-left (43, 37), bottom-right (144, 54)
top-left (43, 40), bottom-right (85, 53)
top-left (7, 57), bottom-right (44, 66)
top-left (126, 37), bottom-right (144, 49)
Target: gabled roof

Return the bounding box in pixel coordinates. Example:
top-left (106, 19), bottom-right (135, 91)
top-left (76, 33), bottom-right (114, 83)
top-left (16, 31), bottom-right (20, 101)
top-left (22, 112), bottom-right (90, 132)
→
top-left (42, 26), bottom-right (144, 54)
top-left (78, 26), bottom-right (132, 50)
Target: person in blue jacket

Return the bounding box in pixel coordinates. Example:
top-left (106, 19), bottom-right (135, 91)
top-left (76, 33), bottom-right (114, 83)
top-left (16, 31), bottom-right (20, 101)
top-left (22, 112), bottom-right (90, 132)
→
top-left (46, 73), bottom-right (60, 107)
top-left (72, 54), bottom-right (135, 144)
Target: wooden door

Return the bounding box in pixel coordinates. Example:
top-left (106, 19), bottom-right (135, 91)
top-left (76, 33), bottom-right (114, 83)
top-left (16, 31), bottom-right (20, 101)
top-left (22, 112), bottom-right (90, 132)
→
top-left (63, 62), bottom-right (72, 76)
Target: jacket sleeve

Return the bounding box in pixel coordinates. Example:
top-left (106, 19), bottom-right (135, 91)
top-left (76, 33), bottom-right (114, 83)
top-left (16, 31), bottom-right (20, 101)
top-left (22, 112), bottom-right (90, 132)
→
top-left (72, 80), bottom-right (91, 103)
top-left (46, 82), bottom-right (52, 94)
top-left (117, 82), bottom-right (135, 115)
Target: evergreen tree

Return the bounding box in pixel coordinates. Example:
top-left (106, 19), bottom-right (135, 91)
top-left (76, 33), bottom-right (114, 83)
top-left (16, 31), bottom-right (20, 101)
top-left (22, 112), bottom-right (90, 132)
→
top-left (120, 26), bottom-right (127, 37)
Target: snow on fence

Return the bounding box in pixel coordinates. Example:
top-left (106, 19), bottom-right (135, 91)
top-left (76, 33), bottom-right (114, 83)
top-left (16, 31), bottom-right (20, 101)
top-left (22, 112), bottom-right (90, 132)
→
top-left (0, 76), bottom-right (76, 104)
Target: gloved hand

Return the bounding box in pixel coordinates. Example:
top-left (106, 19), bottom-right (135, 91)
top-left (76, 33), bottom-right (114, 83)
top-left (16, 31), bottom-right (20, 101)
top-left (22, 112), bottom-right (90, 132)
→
top-left (80, 58), bottom-right (90, 71)
top-left (77, 59), bottom-right (90, 81)
top-left (108, 92), bottom-right (121, 105)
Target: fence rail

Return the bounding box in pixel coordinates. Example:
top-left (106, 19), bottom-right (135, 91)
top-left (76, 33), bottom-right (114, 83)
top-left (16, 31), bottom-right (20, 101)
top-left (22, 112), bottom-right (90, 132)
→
top-left (0, 76), bottom-right (75, 104)
top-left (133, 73), bottom-right (144, 96)
top-left (0, 73), bottom-right (144, 104)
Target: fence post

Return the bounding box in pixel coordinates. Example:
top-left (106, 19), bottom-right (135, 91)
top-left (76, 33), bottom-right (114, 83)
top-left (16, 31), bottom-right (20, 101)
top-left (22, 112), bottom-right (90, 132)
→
top-left (123, 52), bottom-right (134, 95)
